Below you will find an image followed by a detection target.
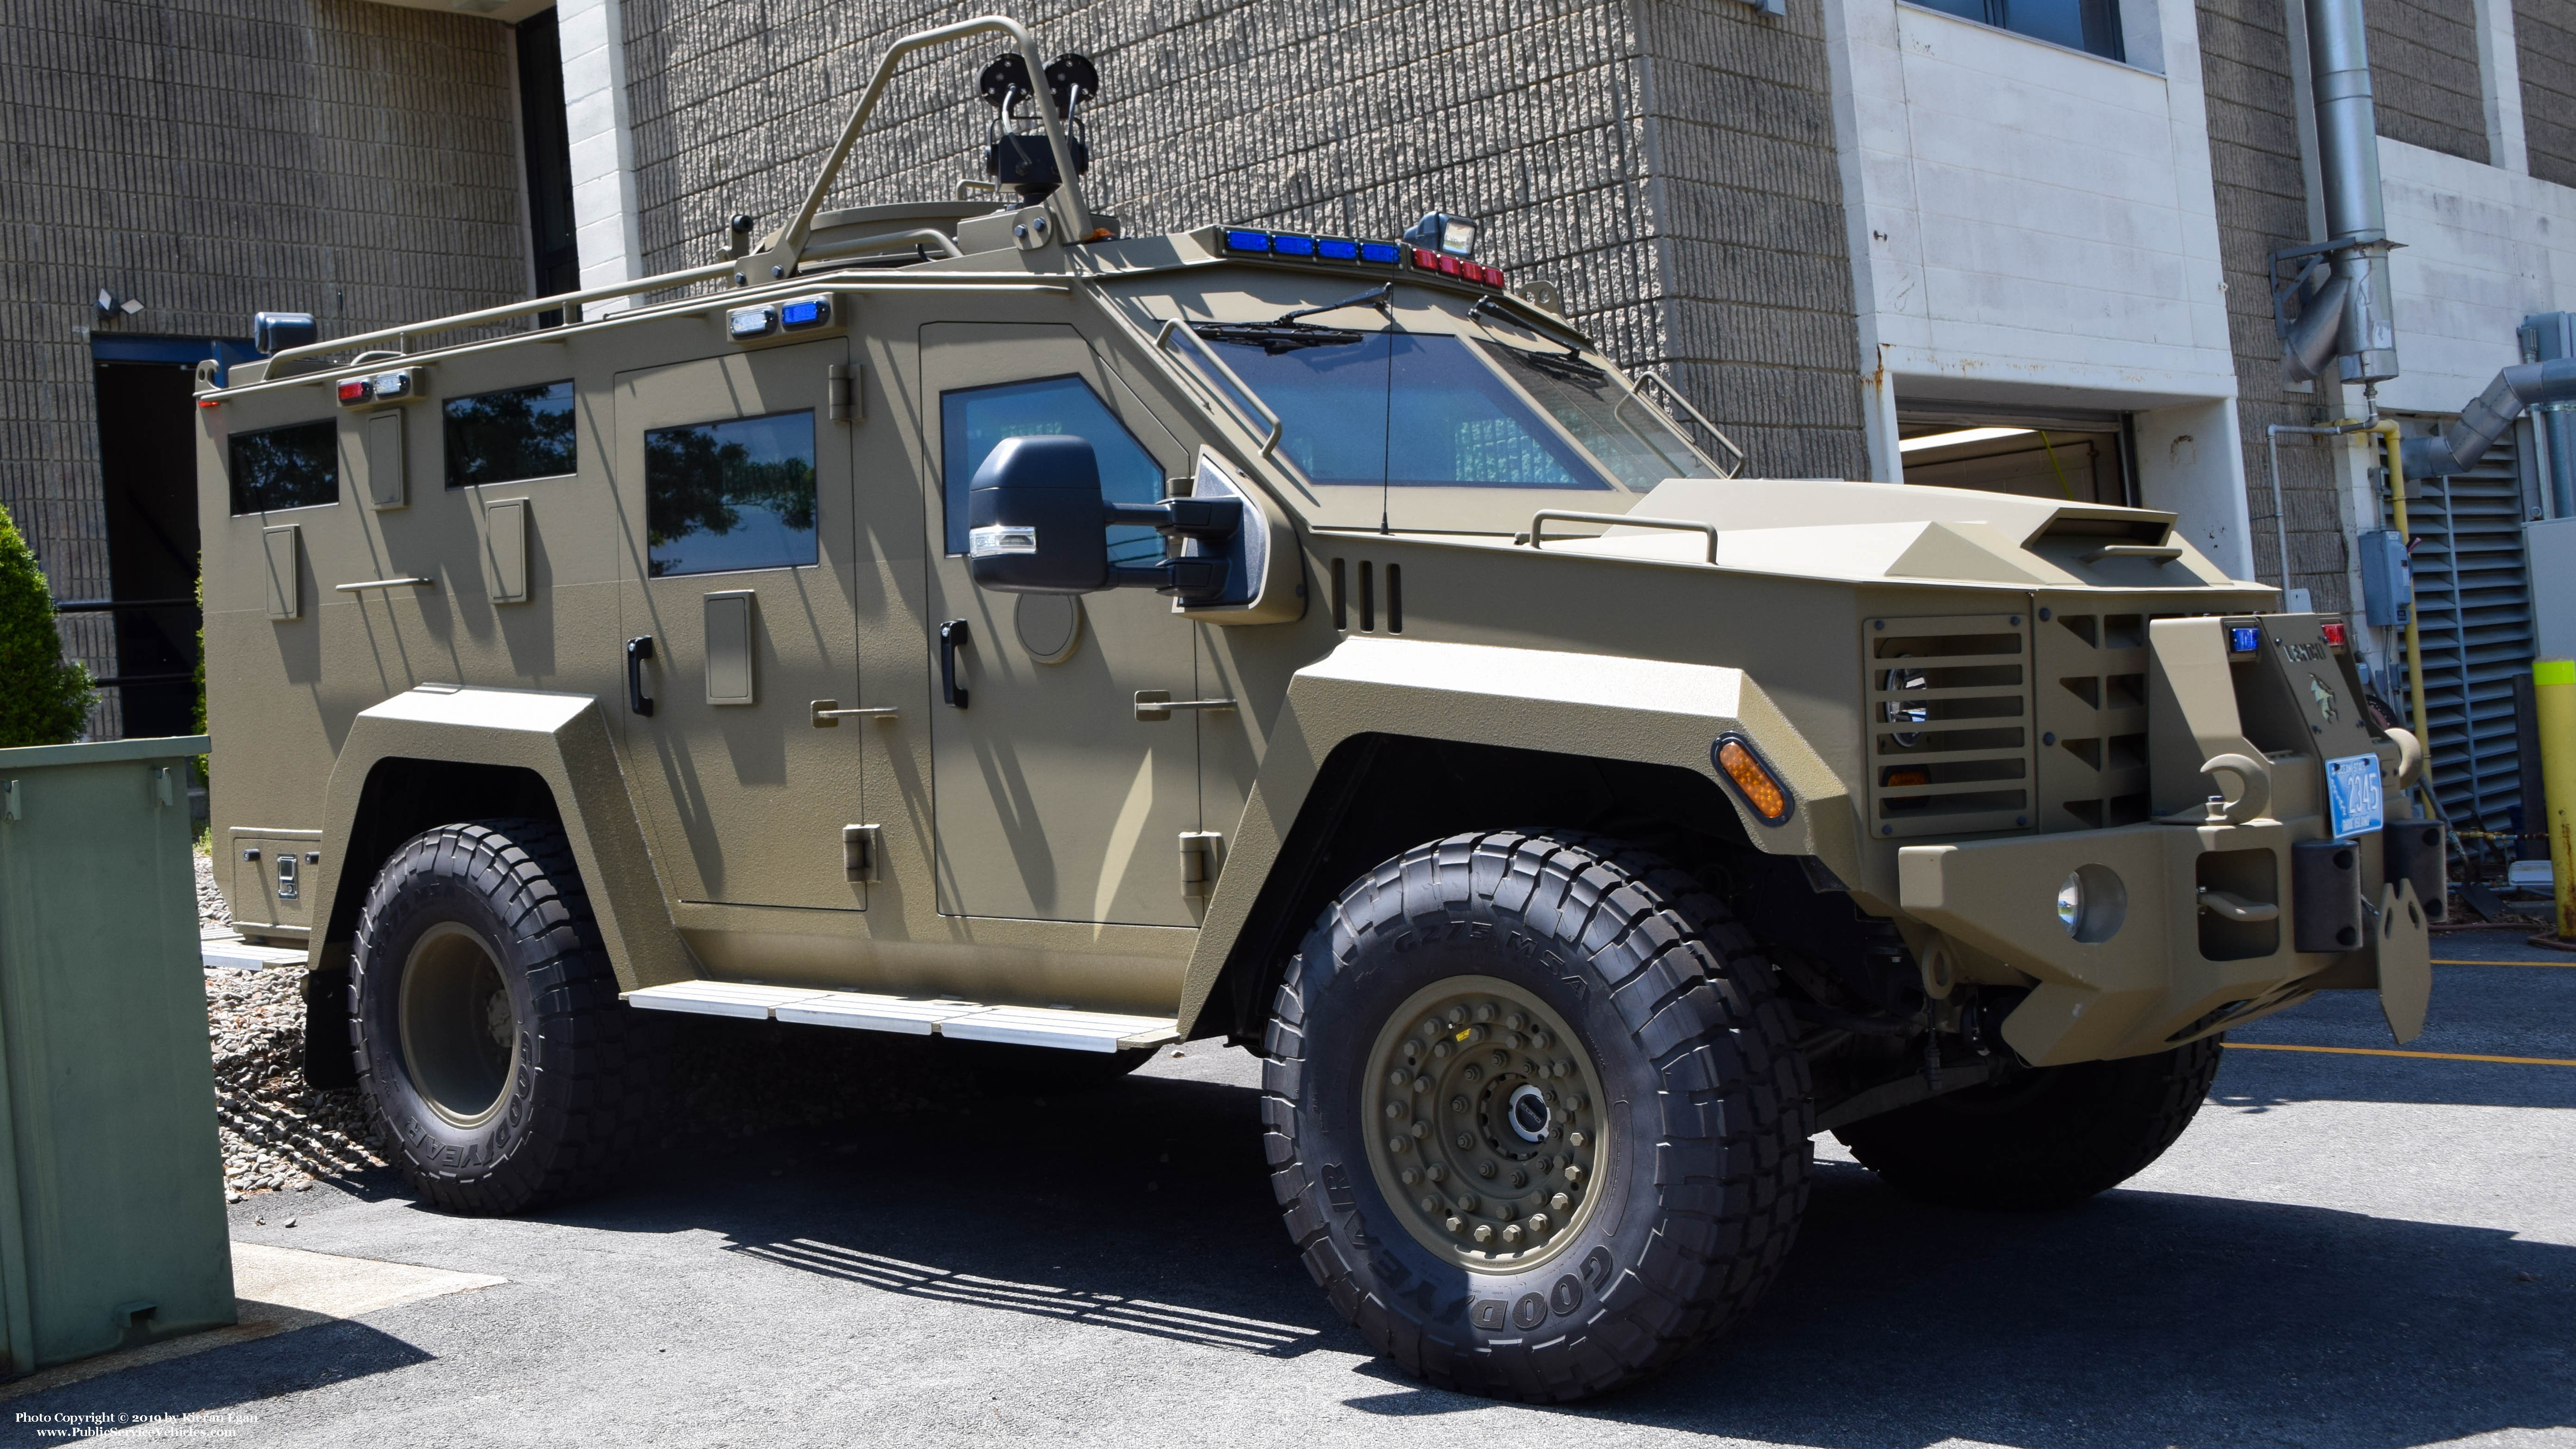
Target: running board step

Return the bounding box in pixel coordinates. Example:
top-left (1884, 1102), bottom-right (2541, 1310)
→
top-left (202, 934), bottom-right (311, 972)
top-left (622, 982), bottom-right (1179, 1054)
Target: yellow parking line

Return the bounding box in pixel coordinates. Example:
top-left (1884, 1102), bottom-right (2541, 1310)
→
top-left (2432, 958), bottom-right (2576, 968)
top-left (2226, 1042), bottom-right (2576, 1067)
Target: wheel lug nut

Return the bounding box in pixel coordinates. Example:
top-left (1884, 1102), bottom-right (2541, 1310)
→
top-left (1419, 1195), bottom-right (1439, 1214)
top-left (1567, 1130), bottom-right (1586, 1148)
top-left (1455, 1132), bottom-right (1474, 1150)
top-left (1450, 1095), bottom-right (1469, 1113)
top-left (1510, 1168), bottom-right (1528, 1188)
top-left (1445, 1216), bottom-right (1464, 1234)
top-left (1431, 1042), bottom-right (1451, 1060)
top-left (1413, 1074), bottom-right (1432, 1093)
top-left (1387, 1069), bottom-right (1407, 1088)
top-left (1551, 1191), bottom-right (1570, 1211)
top-left (1564, 1164), bottom-right (1583, 1185)
top-left (1401, 1167), bottom-right (1420, 1186)
top-left (1568, 1093), bottom-right (1588, 1112)
top-left (1473, 1224), bottom-right (1493, 1243)
top-left (1477, 1160), bottom-right (1497, 1179)
top-left (1504, 1012), bottom-right (1525, 1031)
top-left (1387, 1136), bottom-right (1409, 1153)
top-left (1383, 1103), bottom-right (1404, 1120)
top-left (1529, 1212), bottom-right (1549, 1234)
top-left (1501, 1224), bottom-right (1523, 1246)
top-left (1411, 1121), bottom-right (1429, 1138)
top-left (1458, 1193), bottom-right (1479, 1212)
top-left (1444, 1008), bottom-right (1465, 1027)
top-left (1462, 1063), bottom-right (1482, 1084)
top-left (1472, 1003), bottom-right (1494, 1023)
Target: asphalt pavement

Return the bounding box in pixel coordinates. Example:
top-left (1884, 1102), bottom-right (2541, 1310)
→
top-left (15, 930), bottom-right (2574, 1448)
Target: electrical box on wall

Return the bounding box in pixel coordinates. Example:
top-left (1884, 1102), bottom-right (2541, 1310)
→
top-left (2357, 529), bottom-right (2410, 627)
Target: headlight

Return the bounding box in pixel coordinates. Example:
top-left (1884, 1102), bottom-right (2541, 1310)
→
top-left (2056, 866), bottom-right (2127, 943)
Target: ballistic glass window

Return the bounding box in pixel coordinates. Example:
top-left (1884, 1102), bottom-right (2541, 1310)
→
top-left (939, 376), bottom-right (1165, 565)
top-left (1475, 341), bottom-right (1721, 490)
top-left (644, 410), bottom-right (817, 577)
top-left (228, 420), bottom-right (338, 514)
top-left (1196, 330), bottom-right (1611, 491)
top-left (445, 380), bottom-right (576, 488)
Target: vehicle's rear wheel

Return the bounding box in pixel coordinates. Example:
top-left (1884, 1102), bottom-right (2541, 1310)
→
top-left (1264, 831), bottom-right (1811, 1402)
top-left (1832, 1036), bottom-right (2222, 1210)
top-left (350, 819), bottom-right (652, 1214)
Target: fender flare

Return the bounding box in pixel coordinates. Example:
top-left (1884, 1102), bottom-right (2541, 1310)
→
top-left (1175, 636), bottom-right (1861, 1036)
top-left (313, 686), bottom-right (694, 993)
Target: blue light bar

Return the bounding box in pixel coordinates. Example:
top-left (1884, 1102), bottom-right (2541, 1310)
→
top-left (780, 296), bottom-right (831, 329)
top-left (1359, 241), bottom-right (1400, 264)
top-left (1224, 229), bottom-right (1271, 253)
top-left (1272, 233), bottom-right (1316, 258)
top-left (2229, 625), bottom-right (2262, 653)
top-left (1317, 237), bottom-right (1360, 261)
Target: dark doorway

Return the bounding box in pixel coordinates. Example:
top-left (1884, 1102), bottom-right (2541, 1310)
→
top-left (516, 7), bottom-right (580, 322)
top-left (89, 337), bottom-right (252, 738)
top-left (1896, 402), bottom-right (2135, 507)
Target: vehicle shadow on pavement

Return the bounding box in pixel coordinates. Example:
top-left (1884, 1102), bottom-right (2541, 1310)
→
top-left (1349, 1157), bottom-right (2576, 1445)
top-left (2, 1318), bottom-right (429, 1430)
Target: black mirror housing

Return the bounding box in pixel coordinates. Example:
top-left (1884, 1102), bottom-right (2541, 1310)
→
top-left (966, 434), bottom-right (1111, 594)
top-left (253, 311), bottom-right (317, 355)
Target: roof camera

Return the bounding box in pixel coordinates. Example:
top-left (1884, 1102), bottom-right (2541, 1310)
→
top-left (977, 50), bottom-right (1098, 202)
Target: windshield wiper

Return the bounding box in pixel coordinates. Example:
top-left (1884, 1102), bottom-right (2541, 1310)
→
top-left (1189, 285), bottom-right (1393, 355)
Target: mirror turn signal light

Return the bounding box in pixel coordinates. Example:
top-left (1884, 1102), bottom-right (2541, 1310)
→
top-left (1712, 734), bottom-right (1793, 825)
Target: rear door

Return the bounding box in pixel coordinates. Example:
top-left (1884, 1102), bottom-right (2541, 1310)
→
top-left (612, 339), bottom-right (867, 910)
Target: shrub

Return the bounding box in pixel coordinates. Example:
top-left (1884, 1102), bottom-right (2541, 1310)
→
top-left (0, 502), bottom-right (94, 746)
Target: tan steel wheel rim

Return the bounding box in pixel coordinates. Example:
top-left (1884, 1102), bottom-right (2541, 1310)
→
top-left (1361, 975), bottom-right (1611, 1273)
top-left (398, 921), bottom-right (520, 1128)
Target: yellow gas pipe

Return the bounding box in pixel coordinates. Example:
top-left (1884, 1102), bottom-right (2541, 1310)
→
top-left (2371, 420), bottom-right (2437, 814)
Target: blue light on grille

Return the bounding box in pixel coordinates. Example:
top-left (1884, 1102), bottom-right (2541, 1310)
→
top-left (1359, 241), bottom-right (1400, 264)
top-left (780, 297), bottom-right (830, 329)
top-left (1317, 237), bottom-right (1360, 261)
top-left (2229, 626), bottom-right (2262, 653)
top-left (1224, 229), bottom-right (1271, 252)
top-left (1272, 233), bottom-right (1316, 258)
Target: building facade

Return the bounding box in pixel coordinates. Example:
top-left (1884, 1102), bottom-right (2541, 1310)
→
top-left (11, 0), bottom-right (2574, 852)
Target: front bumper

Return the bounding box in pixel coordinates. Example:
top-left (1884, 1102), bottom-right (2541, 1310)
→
top-left (1896, 819), bottom-right (2432, 1066)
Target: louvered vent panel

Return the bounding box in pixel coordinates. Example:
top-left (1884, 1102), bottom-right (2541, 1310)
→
top-left (1865, 614), bottom-right (2035, 838)
top-left (2033, 610), bottom-right (2154, 830)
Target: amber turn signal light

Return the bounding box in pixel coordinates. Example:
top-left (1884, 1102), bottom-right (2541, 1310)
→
top-left (1712, 735), bottom-right (1792, 825)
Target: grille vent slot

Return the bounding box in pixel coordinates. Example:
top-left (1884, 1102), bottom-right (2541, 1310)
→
top-left (1865, 613), bottom-right (2034, 837)
top-left (2034, 610), bottom-right (2152, 829)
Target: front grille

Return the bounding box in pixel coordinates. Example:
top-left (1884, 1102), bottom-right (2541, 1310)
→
top-left (1864, 614), bottom-right (2035, 837)
top-left (2033, 610), bottom-right (2152, 829)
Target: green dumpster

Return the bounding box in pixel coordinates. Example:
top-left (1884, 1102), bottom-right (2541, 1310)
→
top-left (0, 734), bottom-right (230, 1374)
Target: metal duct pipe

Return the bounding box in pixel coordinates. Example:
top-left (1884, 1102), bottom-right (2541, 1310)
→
top-left (2301, 0), bottom-right (2401, 383)
top-left (2399, 358), bottom-right (2576, 478)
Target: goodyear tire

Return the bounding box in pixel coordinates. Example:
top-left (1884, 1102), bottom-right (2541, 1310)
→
top-left (1264, 831), bottom-right (1811, 1402)
top-left (350, 819), bottom-right (651, 1214)
top-left (1832, 1036), bottom-right (2222, 1210)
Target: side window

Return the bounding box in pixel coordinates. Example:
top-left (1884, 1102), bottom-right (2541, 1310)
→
top-left (445, 380), bottom-right (577, 488)
top-left (939, 376), bottom-right (1165, 565)
top-left (228, 419), bottom-right (338, 514)
top-left (643, 410), bottom-right (817, 577)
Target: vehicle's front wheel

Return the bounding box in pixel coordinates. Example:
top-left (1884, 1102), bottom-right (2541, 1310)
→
top-left (349, 819), bottom-right (652, 1214)
top-left (1832, 1037), bottom-right (2222, 1209)
top-left (1264, 831), bottom-right (1811, 1402)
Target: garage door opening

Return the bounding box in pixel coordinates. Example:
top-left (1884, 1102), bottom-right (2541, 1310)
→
top-left (1897, 405), bottom-right (2134, 507)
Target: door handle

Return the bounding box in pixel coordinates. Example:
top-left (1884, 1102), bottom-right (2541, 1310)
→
top-left (1134, 691), bottom-right (1237, 721)
top-left (938, 619), bottom-right (970, 709)
top-left (626, 635), bottom-right (656, 717)
top-left (811, 700), bottom-right (899, 727)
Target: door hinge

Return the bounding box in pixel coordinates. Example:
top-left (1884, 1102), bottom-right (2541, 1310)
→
top-left (1179, 831), bottom-right (1223, 898)
top-left (843, 823), bottom-right (884, 883)
top-left (827, 362), bottom-right (863, 423)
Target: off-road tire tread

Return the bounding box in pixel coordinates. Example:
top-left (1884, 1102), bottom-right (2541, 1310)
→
top-left (1833, 1035), bottom-right (2223, 1210)
top-left (1262, 829), bottom-right (1812, 1401)
top-left (349, 818), bottom-right (654, 1214)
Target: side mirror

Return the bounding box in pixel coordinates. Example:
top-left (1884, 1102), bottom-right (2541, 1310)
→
top-left (967, 434), bottom-right (1245, 600)
top-left (967, 435), bottom-right (1113, 594)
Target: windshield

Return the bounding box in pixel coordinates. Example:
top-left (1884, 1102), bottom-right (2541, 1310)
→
top-left (1191, 326), bottom-right (1719, 504)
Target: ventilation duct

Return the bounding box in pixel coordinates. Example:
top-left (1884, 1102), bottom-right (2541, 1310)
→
top-left (2274, 0), bottom-right (2401, 387)
top-left (2400, 357), bottom-right (2576, 479)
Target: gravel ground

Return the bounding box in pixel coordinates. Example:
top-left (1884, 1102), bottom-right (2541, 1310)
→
top-left (197, 853), bottom-right (386, 1203)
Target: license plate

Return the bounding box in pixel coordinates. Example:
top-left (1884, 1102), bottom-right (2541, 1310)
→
top-left (2326, 753), bottom-right (2385, 839)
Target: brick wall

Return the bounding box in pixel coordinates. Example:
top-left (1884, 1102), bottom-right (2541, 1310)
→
top-left (616, 0), bottom-right (1867, 479)
top-left (0, 0), bottom-right (527, 735)
top-left (2522, 0), bottom-right (2576, 187)
top-left (2197, 0), bottom-right (2351, 608)
top-left (2365, 0), bottom-right (2487, 164)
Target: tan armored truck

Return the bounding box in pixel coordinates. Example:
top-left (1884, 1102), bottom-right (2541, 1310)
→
top-left (195, 17), bottom-right (2437, 1402)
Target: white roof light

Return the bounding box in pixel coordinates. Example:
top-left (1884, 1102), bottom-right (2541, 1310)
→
top-left (1900, 427), bottom-right (2036, 453)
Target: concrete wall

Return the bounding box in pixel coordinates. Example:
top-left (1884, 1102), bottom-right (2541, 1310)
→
top-left (2521, 0), bottom-right (2576, 188)
top-left (609, 0), bottom-right (1869, 480)
top-left (2376, 138), bottom-right (2576, 414)
top-left (0, 0), bottom-right (527, 734)
top-left (2365, 0), bottom-right (2489, 165)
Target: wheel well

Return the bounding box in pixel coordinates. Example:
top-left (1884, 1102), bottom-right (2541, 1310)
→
top-left (321, 758), bottom-right (564, 949)
top-left (1201, 734), bottom-right (1785, 1044)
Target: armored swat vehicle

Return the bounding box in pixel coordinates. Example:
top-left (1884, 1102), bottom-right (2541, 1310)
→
top-left (197, 16), bottom-right (2437, 1402)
